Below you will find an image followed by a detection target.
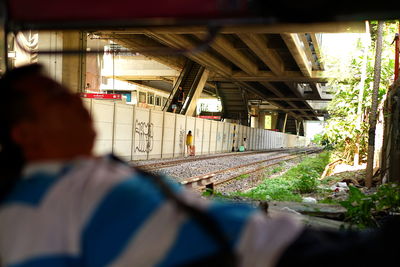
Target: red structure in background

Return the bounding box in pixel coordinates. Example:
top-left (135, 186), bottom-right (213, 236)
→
top-left (198, 115), bottom-right (221, 120)
top-left (80, 93), bottom-right (122, 100)
top-left (394, 23), bottom-right (400, 81)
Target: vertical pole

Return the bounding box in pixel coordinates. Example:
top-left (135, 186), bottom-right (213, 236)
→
top-left (282, 114), bottom-right (288, 133)
top-left (0, 0), bottom-right (7, 74)
top-left (111, 102), bottom-right (116, 155)
top-left (366, 21), bottom-right (384, 188)
top-left (160, 111), bottom-right (165, 159)
top-left (130, 105), bottom-right (135, 161)
top-left (172, 113), bottom-right (177, 158)
top-left (147, 110), bottom-right (152, 160)
top-left (394, 22), bottom-right (400, 81)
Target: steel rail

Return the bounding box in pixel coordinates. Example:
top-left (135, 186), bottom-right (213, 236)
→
top-left (134, 148), bottom-right (307, 171)
top-left (180, 147), bottom-right (323, 189)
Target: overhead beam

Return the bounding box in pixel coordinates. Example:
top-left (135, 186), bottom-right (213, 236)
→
top-left (96, 33), bottom-right (184, 71)
top-left (282, 33), bottom-right (322, 99)
top-left (263, 97), bottom-right (332, 101)
top-left (262, 108), bottom-right (327, 111)
top-left (260, 81), bottom-right (313, 120)
top-left (310, 33), bottom-right (324, 70)
top-left (281, 33), bottom-right (312, 77)
top-left (146, 33), bottom-right (232, 76)
top-left (98, 21), bottom-right (366, 35)
top-left (208, 71), bottom-right (328, 82)
top-left (237, 33), bottom-right (283, 74)
top-left (198, 34), bottom-right (258, 75)
top-left (299, 34), bottom-right (318, 70)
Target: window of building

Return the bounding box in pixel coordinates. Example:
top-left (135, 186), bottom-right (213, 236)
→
top-left (139, 92), bottom-right (146, 103)
top-left (155, 96), bottom-right (161, 106)
top-left (147, 93), bottom-right (154, 105)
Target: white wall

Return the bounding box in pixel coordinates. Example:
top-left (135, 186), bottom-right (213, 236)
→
top-left (87, 99), bottom-right (310, 160)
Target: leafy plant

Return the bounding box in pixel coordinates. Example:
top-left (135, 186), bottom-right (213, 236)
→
top-left (293, 171), bottom-right (319, 193)
top-left (230, 152), bottom-right (330, 202)
top-left (340, 186), bottom-right (376, 228)
top-left (340, 183), bottom-right (400, 229)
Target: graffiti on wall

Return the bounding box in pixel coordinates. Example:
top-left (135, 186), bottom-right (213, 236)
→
top-left (178, 128), bottom-right (186, 155)
top-left (135, 120), bottom-right (153, 153)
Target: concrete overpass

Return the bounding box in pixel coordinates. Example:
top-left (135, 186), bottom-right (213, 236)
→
top-left (91, 22), bottom-right (366, 126)
top-left (2, 0), bottom-right (370, 131)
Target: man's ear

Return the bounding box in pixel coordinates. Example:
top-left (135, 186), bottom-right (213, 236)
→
top-left (10, 122), bottom-right (34, 147)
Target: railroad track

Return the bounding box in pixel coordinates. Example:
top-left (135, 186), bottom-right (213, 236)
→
top-left (133, 147), bottom-right (315, 171)
top-left (180, 147), bottom-right (323, 190)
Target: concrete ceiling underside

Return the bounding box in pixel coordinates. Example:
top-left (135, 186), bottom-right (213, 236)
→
top-left (94, 22), bottom-right (367, 120)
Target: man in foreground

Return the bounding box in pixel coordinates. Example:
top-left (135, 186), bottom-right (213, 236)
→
top-left (0, 64), bottom-right (398, 267)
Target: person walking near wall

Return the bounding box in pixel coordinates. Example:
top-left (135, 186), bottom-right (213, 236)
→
top-left (186, 130), bottom-right (193, 156)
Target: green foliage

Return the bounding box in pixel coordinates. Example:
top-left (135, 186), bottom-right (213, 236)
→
top-left (232, 152), bottom-right (330, 202)
top-left (322, 21), bottom-right (396, 164)
top-left (236, 174), bottom-right (250, 180)
top-left (340, 183), bottom-right (400, 229)
top-left (311, 133), bottom-right (323, 145)
top-left (340, 186), bottom-right (376, 228)
top-left (293, 170), bottom-right (319, 193)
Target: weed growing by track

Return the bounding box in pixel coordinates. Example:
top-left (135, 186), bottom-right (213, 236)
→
top-left (231, 152), bottom-right (331, 201)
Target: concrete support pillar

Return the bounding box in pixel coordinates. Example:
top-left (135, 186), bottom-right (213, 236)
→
top-left (37, 31), bottom-right (63, 83)
top-left (37, 31), bottom-right (86, 93)
top-left (0, 25), bottom-right (6, 74)
top-left (61, 31), bottom-right (86, 93)
top-left (184, 69), bottom-right (209, 116)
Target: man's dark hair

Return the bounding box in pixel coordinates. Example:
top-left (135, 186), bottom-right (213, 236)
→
top-left (0, 64), bottom-right (44, 201)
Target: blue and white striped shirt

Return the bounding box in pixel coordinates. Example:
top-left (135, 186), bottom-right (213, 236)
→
top-left (0, 155), bottom-right (302, 267)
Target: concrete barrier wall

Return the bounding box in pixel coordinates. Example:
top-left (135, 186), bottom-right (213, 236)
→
top-left (194, 118), bottom-right (204, 155)
top-left (222, 123), bottom-right (230, 152)
top-left (113, 103), bottom-right (133, 161)
top-left (216, 121), bottom-right (224, 153)
top-left (202, 120), bottom-right (211, 155)
top-left (91, 100), bottom-right (114, 155)
top-left (88, 99), bottom-right (310, 160)
top-left (162, 112), bottom-right (176, 158)
top-left (174, 114), bottom-right (186, 157)
top-left (149, 110), bottom-right (164, 159)
top-left (209, 121), bottom-right (218, 154)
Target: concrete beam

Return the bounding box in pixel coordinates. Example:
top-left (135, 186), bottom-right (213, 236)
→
top-left (200, 34), bottom-right (258, 75)
top-left (263, 97), bottom-right (332, 101)
top-left (237, 33), bottom-right (284, 74)
top-left (208, 71), bottom-right (328, 82)
top-left (310, 33), bottom-right (324, 70)
top-left (99, 21), bottom-right (367, 34)
top-left (97, 33), bottom-right (185, 71)
top-left (299, 34), bottom-right (318, 70)
top-left (281, 33), bottom-right (312, 77)
top-left (282, 33), bottom-right (322, 99)
top-left (146, 33), bottom-right (232, 76)
top-left (241, 81), bottom-right (301, 120)
top-left (260, 81), bottom-right (313, 120)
